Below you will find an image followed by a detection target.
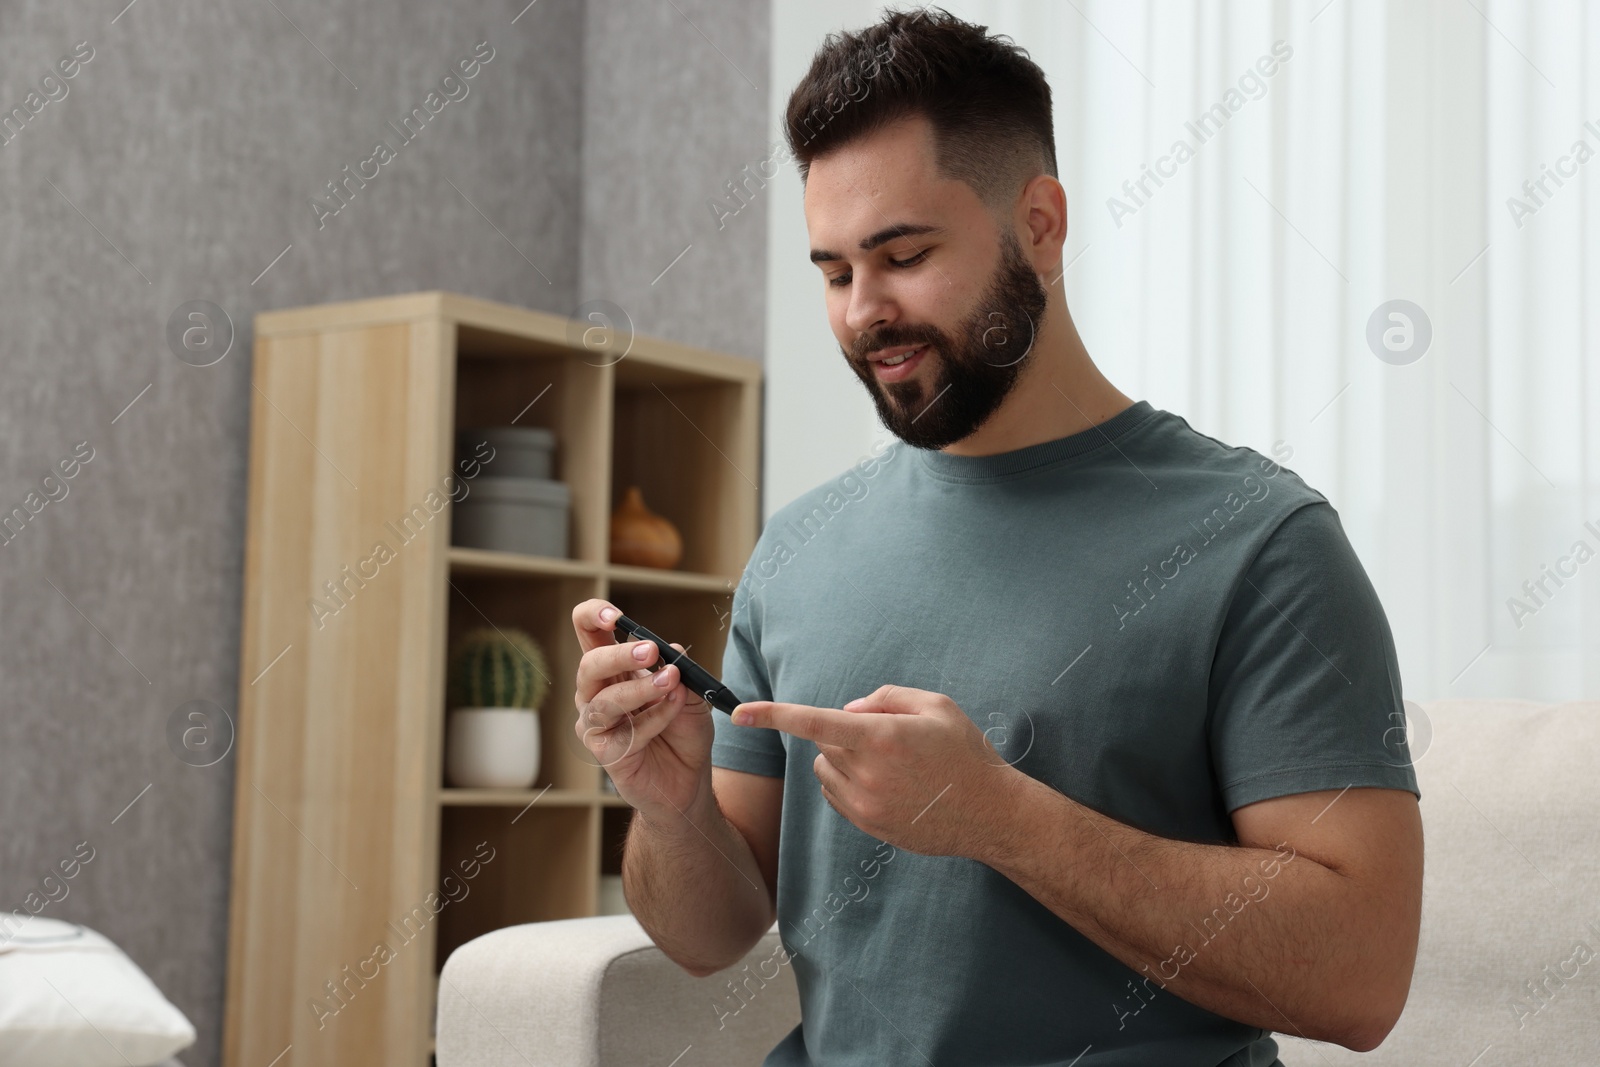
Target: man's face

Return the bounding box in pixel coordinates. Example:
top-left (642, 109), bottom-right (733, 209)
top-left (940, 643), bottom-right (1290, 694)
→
top-left (805, 115), bottom-right (1048, 450)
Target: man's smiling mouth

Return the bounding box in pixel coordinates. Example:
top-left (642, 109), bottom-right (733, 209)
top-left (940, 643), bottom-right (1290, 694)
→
top-left (870, 345), bottom-right (928, 381)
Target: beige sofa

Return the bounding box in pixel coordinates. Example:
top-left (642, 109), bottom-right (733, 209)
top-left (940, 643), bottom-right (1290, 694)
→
top-left (435, 699), bottom-right (1600, 1066)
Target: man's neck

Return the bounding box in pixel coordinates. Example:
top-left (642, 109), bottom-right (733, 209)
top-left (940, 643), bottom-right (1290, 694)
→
top-left (938, 309), bottom-right (1135, 457)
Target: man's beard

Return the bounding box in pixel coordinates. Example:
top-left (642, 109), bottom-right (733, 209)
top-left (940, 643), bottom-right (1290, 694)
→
top-left (844, 230), bottom-right (1049, 450)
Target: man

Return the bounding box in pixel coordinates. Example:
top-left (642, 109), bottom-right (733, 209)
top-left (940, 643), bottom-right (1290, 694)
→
top-left (572, 7), bottom-right (1422, 1065)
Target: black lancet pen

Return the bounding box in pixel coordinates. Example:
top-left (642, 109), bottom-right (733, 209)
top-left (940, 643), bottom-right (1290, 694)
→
top-left (612, 613), bottom-right (745, 715)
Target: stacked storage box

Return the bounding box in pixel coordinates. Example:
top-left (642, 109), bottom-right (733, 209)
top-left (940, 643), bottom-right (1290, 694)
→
top-left (451, 426), bottom-right (572, 558)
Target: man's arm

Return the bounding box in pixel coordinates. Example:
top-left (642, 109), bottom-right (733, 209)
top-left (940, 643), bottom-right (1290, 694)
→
top-left (976, 775), bottom-right (1423, 1051)
top-left (730, 691), bottom-right (1424, 1052)
top-left (623, 766), bottom-right (782, 978)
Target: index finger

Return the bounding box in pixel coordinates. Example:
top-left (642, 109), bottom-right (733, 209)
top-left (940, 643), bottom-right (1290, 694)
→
top-left (572, 599), bottom-right (622, 653)
top-left (733, 701), bottom-right (871, 749)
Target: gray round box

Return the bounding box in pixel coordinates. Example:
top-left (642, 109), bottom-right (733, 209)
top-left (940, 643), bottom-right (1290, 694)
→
top-left (452, 476), bottom-right (571, 558)
top-left (457, 426), bottom-right (556, 480)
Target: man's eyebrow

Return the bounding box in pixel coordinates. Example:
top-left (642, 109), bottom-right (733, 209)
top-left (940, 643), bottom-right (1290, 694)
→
top-left (809, 223), bottom-right (945, 264)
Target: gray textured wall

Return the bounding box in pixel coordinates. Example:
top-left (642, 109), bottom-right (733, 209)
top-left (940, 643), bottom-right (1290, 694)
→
top-left (581, 0), bottom-right (771, 356)
top-left (0, 1), bottom-right (767, 1064)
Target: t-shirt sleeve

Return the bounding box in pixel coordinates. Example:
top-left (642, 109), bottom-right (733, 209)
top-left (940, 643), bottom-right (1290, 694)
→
top-left (1208, 501), bottom-right (1421, 813)
top-left (710, 572), bottom-right (786, 778)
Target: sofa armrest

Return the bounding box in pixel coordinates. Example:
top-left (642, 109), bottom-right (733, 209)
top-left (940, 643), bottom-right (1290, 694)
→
top-left (435, 915), bottom-right (799, 1067)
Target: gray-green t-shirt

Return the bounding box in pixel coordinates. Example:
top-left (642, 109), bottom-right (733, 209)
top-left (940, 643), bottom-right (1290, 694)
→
top-left (710, 400), bottom-right (1420, 1067)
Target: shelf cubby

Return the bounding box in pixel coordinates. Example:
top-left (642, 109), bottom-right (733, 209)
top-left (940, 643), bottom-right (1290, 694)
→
top-left (612, 357), bottom-right (760, 579)
top-left (433, 803), bottom-right (598, 970)
top-left (455, 326), bottom-right (611, 565)
top-left (444, 570), bottom-right (600, 793)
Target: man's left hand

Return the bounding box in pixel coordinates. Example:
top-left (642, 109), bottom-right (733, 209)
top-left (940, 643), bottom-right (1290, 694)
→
top-left (730, 685), bottom-right (1023, 857)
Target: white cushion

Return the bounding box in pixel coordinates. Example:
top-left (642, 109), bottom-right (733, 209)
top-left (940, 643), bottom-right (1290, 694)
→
top-left (0, 916), bottom-right (196, 1067)
top-left (437, 915), bottom-right (799, 1067)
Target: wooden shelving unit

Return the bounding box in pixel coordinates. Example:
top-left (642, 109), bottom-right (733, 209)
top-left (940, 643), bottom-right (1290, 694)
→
top-left (221, 292), bottom-right (761, 1067)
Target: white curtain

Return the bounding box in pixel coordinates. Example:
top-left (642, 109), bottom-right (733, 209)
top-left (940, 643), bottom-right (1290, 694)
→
top-left (765, 0), bottom-right (1600, 701)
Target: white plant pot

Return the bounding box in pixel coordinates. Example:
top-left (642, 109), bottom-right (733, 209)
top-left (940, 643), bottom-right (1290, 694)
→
top-left (446, 708), bottom-right (540, 788)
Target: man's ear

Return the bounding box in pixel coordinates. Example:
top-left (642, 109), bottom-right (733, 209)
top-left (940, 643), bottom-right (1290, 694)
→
top-left (1019, 173), bottom-right (1068, 272)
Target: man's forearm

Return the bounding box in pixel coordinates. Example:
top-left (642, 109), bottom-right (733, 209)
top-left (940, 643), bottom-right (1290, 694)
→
top-left (974, 771), bottom-right (1394, 1049)
top-left (623, 786), bottom-right (774, 977)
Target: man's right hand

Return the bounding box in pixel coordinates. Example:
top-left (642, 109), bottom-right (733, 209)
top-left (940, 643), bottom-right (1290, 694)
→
top-left (571, 599), bottom-right (715, 822)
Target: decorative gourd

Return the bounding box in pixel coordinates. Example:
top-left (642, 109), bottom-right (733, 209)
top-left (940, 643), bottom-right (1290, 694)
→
top-left (609, 485), bottom-right (683, 569)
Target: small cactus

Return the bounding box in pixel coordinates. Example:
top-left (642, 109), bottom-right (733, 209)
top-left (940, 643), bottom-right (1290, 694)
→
top-left (447, 627), bottom-right (550, 712)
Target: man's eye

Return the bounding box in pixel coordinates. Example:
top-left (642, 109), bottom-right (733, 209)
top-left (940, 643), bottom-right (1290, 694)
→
top-left (827, 251), bottom-right (927, 289)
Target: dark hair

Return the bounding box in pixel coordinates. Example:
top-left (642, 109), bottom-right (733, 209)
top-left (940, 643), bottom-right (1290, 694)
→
top-left (784, 6), bottom-right (1057, 216)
